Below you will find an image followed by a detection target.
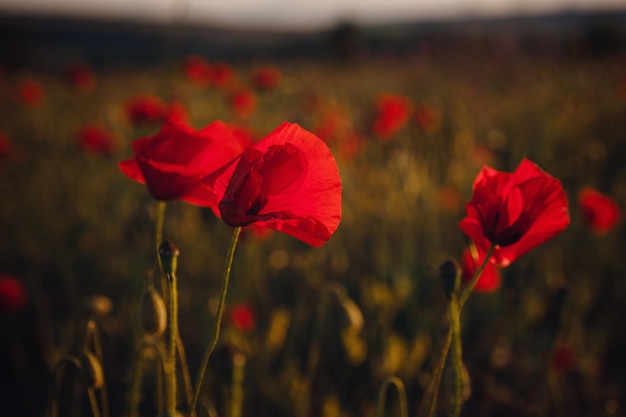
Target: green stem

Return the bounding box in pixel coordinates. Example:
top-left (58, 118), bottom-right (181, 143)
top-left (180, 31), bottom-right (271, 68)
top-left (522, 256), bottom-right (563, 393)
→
top-left (167, 273), bottom-right (179, 415)
top-left (420, 324), bottom-right (454, 417)
top-left (376, 376), bottom-right (409, 417)
top-left (176, 329), bottom-right (194, 409)
top-left (190, 226), bottom-right (242, 417)
top-left (459, 244), bottom-right (495, 309)
top-left (50, 357), bottom-right (82, 417)
top-left (87, 388), bottom-right (102, 417)
top-left (156, 201), bottom-right (167, 274)
top-left (84, 321), bottom-right (109, 417)
top-left (229, 352), bottom-right (246, 417)
top-left (449, 297), bottom-right (463, 417)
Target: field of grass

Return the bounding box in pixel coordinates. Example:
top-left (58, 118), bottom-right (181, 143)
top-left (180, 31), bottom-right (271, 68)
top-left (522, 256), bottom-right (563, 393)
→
top-left (1, 23), bottom-right (626, 417)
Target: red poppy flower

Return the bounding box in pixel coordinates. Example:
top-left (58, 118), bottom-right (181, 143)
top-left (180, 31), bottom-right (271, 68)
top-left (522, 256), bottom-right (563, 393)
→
top-left (125, 94), bottom-right (167, 125)
top-left (204, 122), bottom-right (342, 247)
top-left (230, 90), bottom-right (257, 119)
top-left (578, 187), bottom-right (620, 234)
top-left (65, 63), bottom-right (96, 92)
top-left (0, 133), bottom-right (11, 159)
top-left (229, 303), bottom-right (256, 333)
top-left (183, 55), bottom-right (212, 85)
top-left (242, 223), bottom-right (274, 241)
top-left (461, 244), bottom-right (501, 292)
top-left (0, 274), bottom-right (28, 315)
top-left (18, 80), bottom-right (44, 107)
top-left (119, 120), bottom-right (252, 208)
top-left (459, 159), bottom-right (570, 267)
top-left (251, 66), bottom-right (282, 90)
top-left (78, 124), bottom-right (117, 155)
top-left (372, 94), bottom-right (411, 140)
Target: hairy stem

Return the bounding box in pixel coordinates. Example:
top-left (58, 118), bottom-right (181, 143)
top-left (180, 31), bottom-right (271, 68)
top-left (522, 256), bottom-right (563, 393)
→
top-left (190, 226), bottom-right (242, 416)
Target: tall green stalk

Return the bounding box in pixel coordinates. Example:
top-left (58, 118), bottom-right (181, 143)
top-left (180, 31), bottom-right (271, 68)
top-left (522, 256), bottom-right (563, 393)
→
top-left (190, 226), bottom-right (242, 416)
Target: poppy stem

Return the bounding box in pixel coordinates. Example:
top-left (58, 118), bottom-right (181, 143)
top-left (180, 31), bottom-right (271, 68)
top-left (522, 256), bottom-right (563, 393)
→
top-left (376, 376), bottom-right (409, 417)
top-left (459, 244), bottom-right (496, 309)
top-left (190, 226), bottom-right (242, 416)
top-left (418, 321), bottom-right (454, 417)
top-left (449, 296), bottom-right (463, 417)
top-left (156, 201), bottom-right (166, 273)
top-left (166, 272), bottom-right (178, 415)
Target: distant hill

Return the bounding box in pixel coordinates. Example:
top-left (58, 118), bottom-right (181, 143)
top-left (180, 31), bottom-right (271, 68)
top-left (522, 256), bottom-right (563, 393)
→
top-left (0, 9), bottom-right (624, 70)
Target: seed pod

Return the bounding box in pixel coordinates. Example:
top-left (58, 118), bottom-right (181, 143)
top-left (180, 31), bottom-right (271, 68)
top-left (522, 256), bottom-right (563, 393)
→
top-left (79, 352), bottom-right (104, 389)
top-left (139, 286), bottom-right (167, 337)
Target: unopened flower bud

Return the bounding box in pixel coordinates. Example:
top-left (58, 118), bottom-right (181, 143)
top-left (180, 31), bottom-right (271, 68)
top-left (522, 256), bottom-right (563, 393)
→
top-left (439, 259), bottom-right (462, 300)
top-left (79, 352), bottom-right (104, 389)
top-left (158, 241), bottom-right (180, 276)
top-left (139, 286), bottom-right (167, 337)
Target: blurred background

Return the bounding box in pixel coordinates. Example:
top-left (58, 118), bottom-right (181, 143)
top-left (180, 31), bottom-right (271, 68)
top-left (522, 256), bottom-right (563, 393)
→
top-left (1, 1), bottom-right (626, 417)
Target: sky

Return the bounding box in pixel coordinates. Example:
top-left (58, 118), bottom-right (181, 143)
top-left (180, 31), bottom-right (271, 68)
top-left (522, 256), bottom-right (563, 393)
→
top-left (0, 0), bottom-right (624, 30)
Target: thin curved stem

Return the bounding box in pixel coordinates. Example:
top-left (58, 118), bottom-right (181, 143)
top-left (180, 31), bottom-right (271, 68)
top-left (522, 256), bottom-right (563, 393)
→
top-left (167, 273), bottom-right (179, 415)
top-left (128, 341), bottom-right (169, 417)
top-left (50, 357), bottom-right (83, 417)
top-left (87, 388), bottom-right (102, 417)
top-left (190, 226), bottom-right (242, 417)
top-left (449, 298), bottom-right (463, 417)
top-left (84, 321), bottom-right (109, 417)
top-left (156, 201), bottom-right (167, 273)
top-left (376, 376), bottom-right (409, 417)
top-left (419, 324), bottom-right (454, 417)
top-left (176, 328), bottom-right (193, 409)
top-left (459, 244), bottom-right (495, 309)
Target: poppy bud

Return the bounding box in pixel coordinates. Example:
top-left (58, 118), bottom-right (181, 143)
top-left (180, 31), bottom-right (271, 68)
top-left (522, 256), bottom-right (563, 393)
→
top-left (439, 260), bottom-right (461, 300)
top-left (158, 241), bottom-right (180, 276)
top-left (79, 352), bottom-right (104, 389)
top-left (139, 286), bottom-right (167, 337)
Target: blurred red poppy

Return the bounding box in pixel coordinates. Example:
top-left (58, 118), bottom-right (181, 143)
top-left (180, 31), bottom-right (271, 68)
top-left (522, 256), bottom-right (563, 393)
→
top-left (18, 79), bottom-right (44, 107)
top-left (204, 122), bottom-right (342, 247)
top-left (461, 244), bottom-right (501, 292)
top-left (251, 66), bottom-right (282, 90)
top-left (210, 63), bottom-right (235, 88)
top-left (578, 187), bottom-right (620, 234)
top-left (164, 101), bottom-right (189, 124)
top-left (459, 159), bottom-right (570, 267)
top-left (0, 133), bottom-right (11, 159)
top-left (119, 120), bottom-right (252, 208)
top-left (551, 343), bottom-right (575, 372)
top-left (231, 90), bottom-right (257, 119)
top-left (65, 62), bottom-right (96, 92)
top-left (438, 186), bottom-right (461, 212)
top-left (414, 103), bottom-right (442, 133)
top-left (372, 94), bottom-right (411, 140)
top-left (0, 274), bottom-right (28, 315)
top-left (183, 55), bottom-right (212, 85)
top-left (125, 94), bottom-right (167, 125)
top-left (313, 107), bottom-right (351, 144)
top-left (229, 303), bottom-right (256, 333)
top-left (78, 124), bottom-right (117, 155)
